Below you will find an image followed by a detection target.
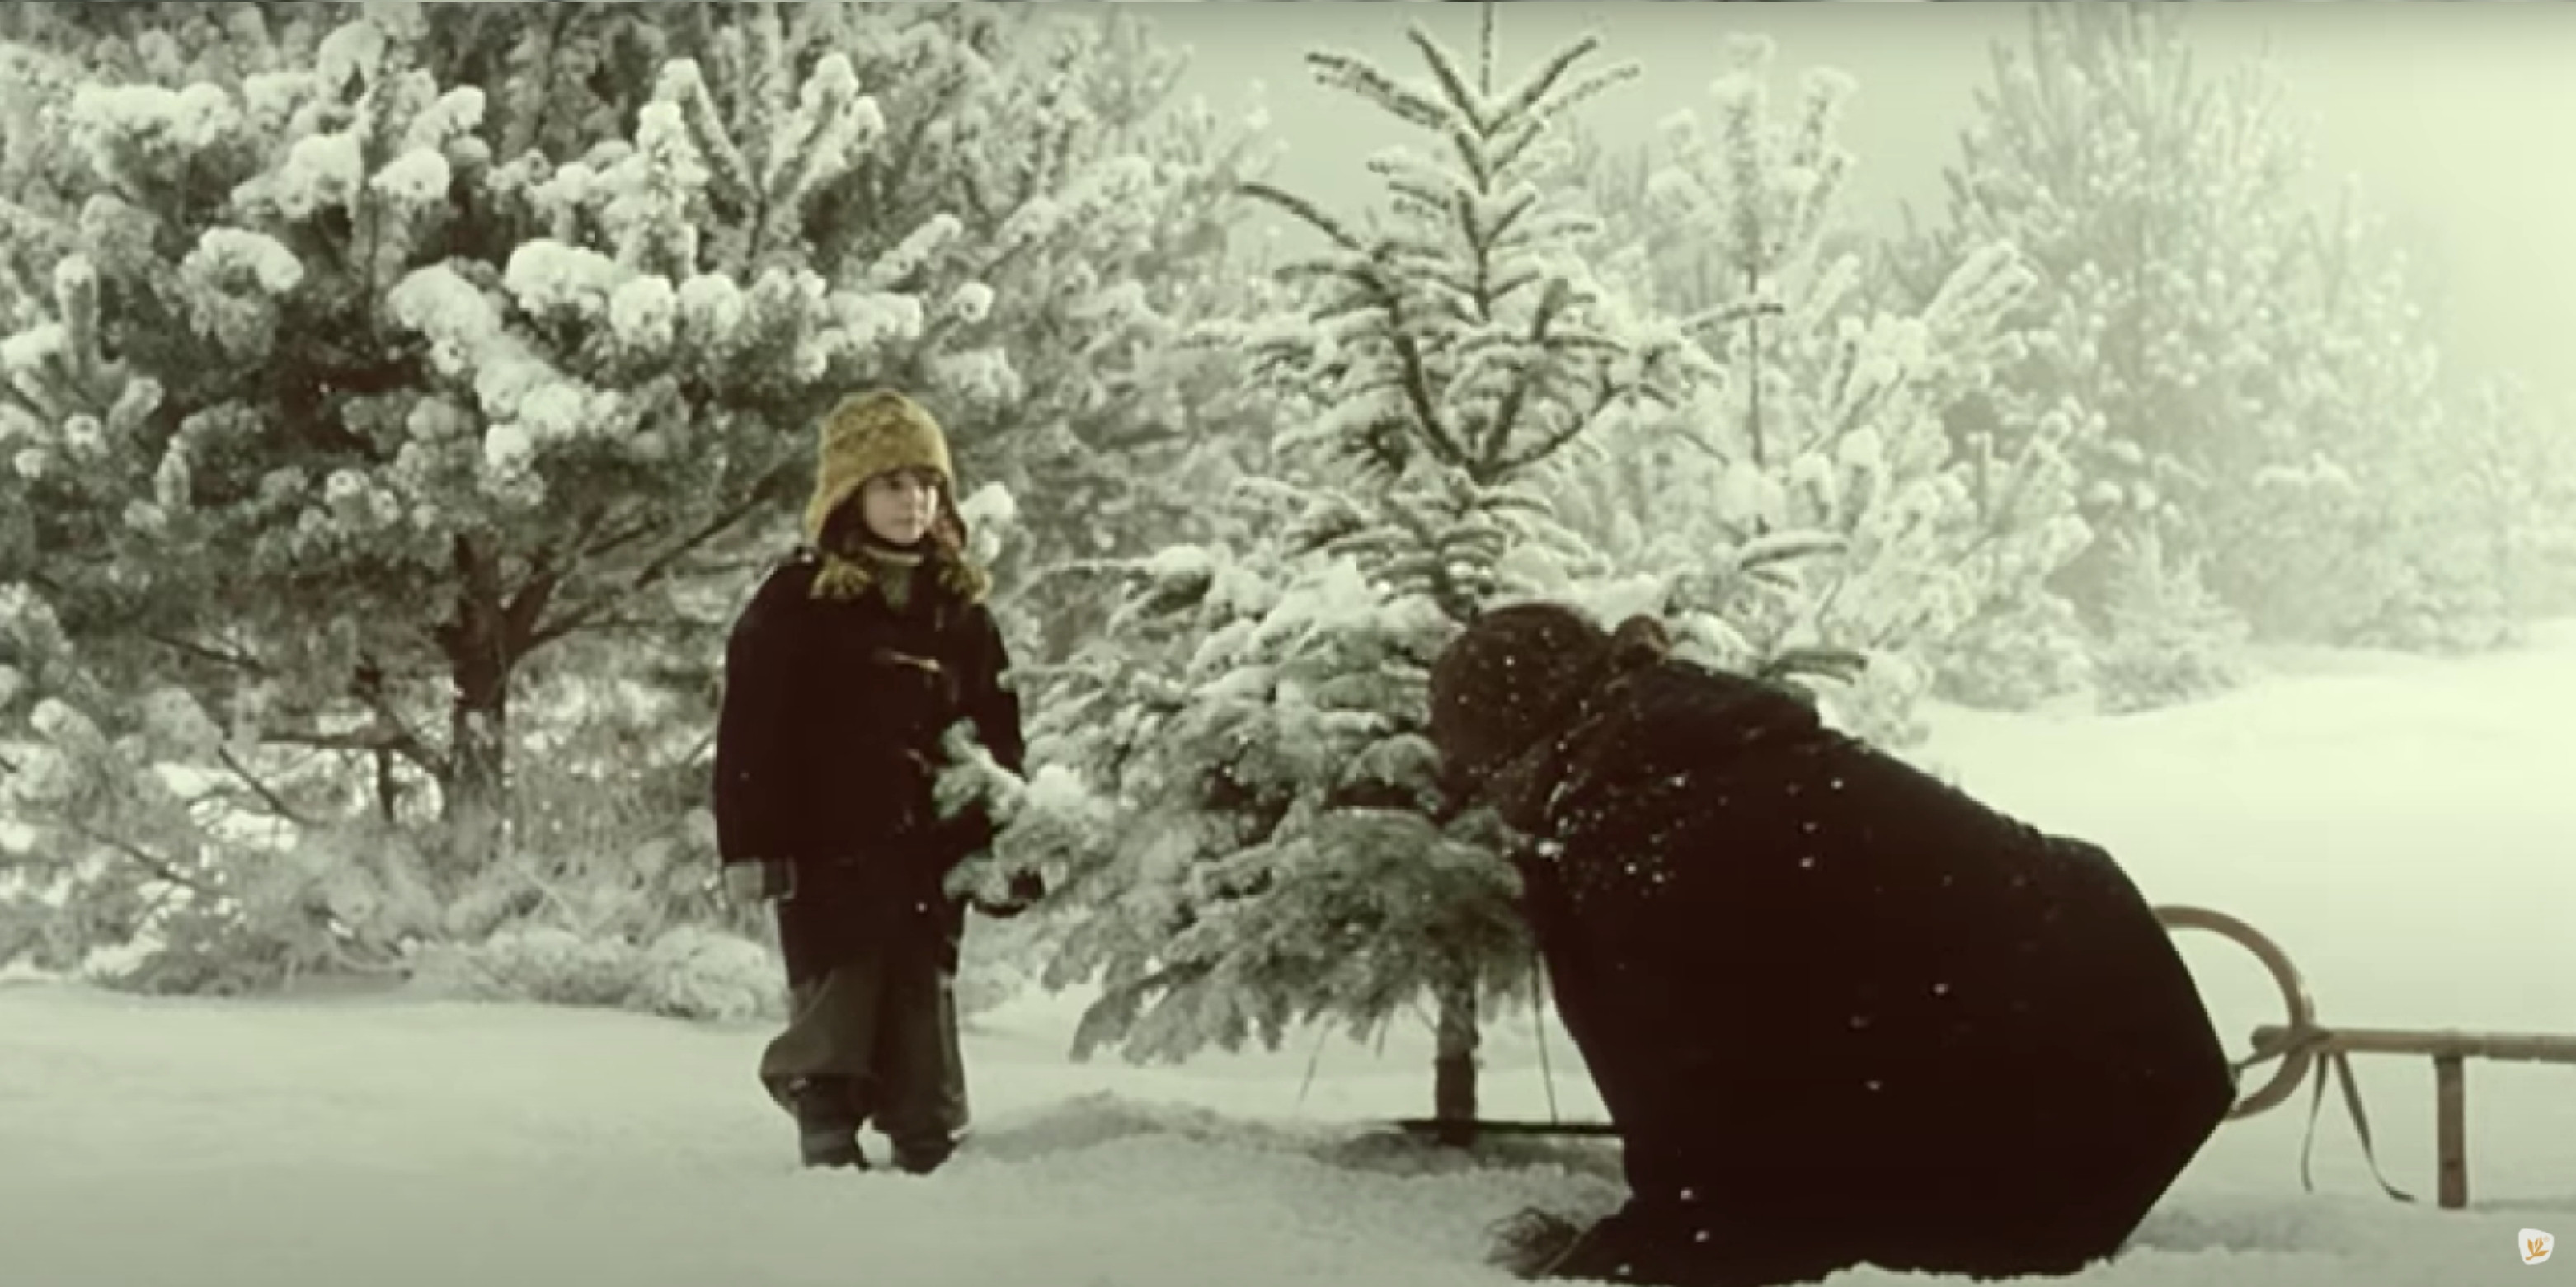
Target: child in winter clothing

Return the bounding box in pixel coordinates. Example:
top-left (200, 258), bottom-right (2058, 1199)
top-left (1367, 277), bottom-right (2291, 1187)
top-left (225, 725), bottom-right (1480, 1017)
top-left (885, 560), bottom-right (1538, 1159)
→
top-left (1428, 603), bottom-right (2235, 1287)
top-left (712, 388), bottom-right (1043, 1172)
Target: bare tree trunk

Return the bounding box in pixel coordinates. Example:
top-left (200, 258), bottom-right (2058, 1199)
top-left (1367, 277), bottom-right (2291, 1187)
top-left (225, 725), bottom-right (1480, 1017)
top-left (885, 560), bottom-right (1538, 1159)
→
top-left (373, 749), bottom-right (400, 825)
top-left (1431, 955), bottom-right (1482, 1148)
top-left (444, 665), bottom-right (509, 878)
top-left (442, 659), bottom-right (510, 881)
top-left (435, 540), bottom-right (518, 881)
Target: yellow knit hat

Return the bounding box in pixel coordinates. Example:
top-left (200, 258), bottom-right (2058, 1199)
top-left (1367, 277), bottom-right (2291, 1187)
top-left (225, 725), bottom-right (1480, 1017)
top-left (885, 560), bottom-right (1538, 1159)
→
top-left (800, 389), bottom-right (956, 547)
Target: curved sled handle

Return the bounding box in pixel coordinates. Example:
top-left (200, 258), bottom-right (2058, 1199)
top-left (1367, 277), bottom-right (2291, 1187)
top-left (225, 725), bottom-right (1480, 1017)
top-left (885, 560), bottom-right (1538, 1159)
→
top-left (2155, 904), bottom-right (2319, 1120)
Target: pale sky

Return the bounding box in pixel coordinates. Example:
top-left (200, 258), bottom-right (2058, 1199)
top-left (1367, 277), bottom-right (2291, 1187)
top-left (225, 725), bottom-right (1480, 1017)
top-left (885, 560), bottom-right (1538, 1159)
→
top-left (1143, 1), bottom-right (2576, 401)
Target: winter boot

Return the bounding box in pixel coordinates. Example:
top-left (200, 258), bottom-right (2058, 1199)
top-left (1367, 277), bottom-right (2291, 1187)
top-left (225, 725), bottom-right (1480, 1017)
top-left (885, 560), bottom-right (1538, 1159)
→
top-left (788, 1077), bottom-right (867, 1170)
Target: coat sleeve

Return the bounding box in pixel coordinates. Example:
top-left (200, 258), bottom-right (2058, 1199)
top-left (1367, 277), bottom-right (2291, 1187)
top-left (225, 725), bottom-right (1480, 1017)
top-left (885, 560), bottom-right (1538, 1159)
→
top-left (963, 603), bottom-right (1027, 777)
top-left (934, 602), bottom-right (1027, 869)
top-left (712, 573), bottom-right (797, 869)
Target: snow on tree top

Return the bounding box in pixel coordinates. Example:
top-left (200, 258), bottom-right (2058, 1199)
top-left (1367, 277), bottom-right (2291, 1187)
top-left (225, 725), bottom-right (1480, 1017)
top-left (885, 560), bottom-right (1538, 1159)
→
top-left (275, 131), bottom-right (364, 221)
top-left (68, 82), bottom-right (241, 160)
top-left (0, 324), bottom-right (68, 384)
top-left (675, 275), bottom-right (748, 334)
top-left (314, 12), bottom-right (392, 92)
top-left (608, 277), bottom-right (678, 352)
top-left (505, 242), bottom-right (628, 320)
top-left (406, 86), bottom-right (487, 153)
top-left (387, 265), bottom-right (507, 369)
top-left (186, 229), bottom-right (304, 295)
top-left (370, 151), bottom-right (452, 206)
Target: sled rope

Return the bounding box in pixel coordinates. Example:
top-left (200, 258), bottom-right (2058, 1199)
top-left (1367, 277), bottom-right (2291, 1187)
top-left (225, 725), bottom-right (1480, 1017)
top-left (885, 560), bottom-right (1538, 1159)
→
top-left (2230, 1024), bottom-right (2415, 1203)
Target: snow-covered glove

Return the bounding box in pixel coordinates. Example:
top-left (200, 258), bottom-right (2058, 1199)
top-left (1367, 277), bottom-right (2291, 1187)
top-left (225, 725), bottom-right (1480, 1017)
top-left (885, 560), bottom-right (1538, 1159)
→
top-left (722, 860), bottom-right (793, 904)
top-left (970, 867), bottom-right (1046, 919)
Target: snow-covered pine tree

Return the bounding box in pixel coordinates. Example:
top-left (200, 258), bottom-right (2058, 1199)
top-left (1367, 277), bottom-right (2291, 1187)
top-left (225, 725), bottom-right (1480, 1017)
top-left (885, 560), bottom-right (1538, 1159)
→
top-left (2351, 373), bottom-right (2576, 651)
top-left (770, 7), bottom-right (1281, 605)
top-left (1012, 9), bottom-right (1690, 1140)
top-left (800, 6), bottom-right (1288, 671)
top-left (471, 2), bottom-right (1279, 946)
top-left (2451, 379), bottom-right (2576, 632)
top-left (1559, 35), bottom-right (2089, 737)
top-left (0, 3), bottom-right (1131, 990)
top-left (1902, 4), bottom-right (2443, 662)
top-left (2182, 182), bottom-right (2456, 646)
top-left (2176, 184), bottom-right (2569, 655)
top-left (2085, 529), bottom-right (2247, 715)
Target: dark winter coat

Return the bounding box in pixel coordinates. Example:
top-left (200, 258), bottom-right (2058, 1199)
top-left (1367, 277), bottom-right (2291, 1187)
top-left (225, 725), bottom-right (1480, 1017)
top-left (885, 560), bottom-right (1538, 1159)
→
top-left (1496, 660), bottom-right (2235, 1286)
top-left (712, 548), bottom-right (1024, 984)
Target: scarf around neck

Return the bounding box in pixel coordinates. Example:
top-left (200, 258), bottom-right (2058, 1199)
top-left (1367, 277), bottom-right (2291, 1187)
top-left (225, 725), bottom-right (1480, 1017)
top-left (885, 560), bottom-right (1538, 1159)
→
top-left (811, 536), bottom-right (926, 608)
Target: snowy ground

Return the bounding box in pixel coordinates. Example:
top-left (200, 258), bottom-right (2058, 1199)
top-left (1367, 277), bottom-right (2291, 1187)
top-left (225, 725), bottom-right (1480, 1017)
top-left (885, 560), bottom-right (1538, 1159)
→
top-left (6, 629), bottom-right (2576, 1287)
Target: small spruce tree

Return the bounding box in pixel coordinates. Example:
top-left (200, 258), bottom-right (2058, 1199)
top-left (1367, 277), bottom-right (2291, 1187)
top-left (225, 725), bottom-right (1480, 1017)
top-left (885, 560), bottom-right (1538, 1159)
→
top-left (1013, 8), bottom-right (1690, 1139)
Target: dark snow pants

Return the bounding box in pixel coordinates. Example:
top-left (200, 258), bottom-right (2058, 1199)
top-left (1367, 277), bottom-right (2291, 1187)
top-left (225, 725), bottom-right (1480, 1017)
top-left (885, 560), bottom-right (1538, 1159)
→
top-left (757, 904), bottom-right (969, 1164)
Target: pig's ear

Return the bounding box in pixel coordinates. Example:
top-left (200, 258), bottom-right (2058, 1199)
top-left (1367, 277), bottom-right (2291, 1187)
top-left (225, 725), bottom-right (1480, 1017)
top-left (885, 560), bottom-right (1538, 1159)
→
top-left (1607, 613), bottom-right (1672, 674)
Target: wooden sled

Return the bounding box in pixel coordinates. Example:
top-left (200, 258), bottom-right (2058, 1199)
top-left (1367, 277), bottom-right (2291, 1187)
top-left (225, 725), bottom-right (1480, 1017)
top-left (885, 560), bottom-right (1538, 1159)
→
top-left (2160, 903), bottom-right (2576, 1210)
